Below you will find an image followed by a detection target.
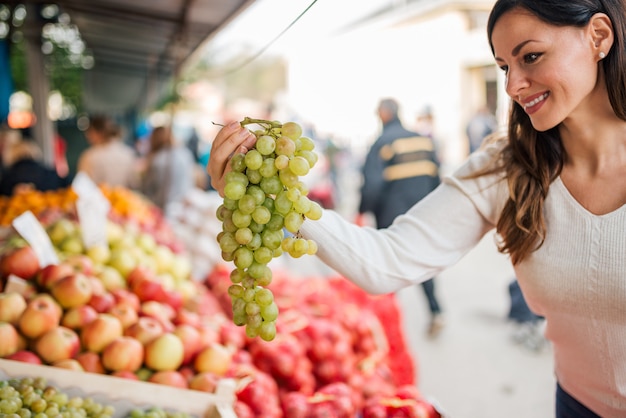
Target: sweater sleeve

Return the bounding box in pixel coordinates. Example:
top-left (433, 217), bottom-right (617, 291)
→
top-left (299, 143), bottom-right (508, 294)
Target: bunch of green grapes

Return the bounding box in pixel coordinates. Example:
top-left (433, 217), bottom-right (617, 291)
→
top-left (0, 377), bottom-right (115, 418)
top-left (216, 118), bottom-right (322, 341)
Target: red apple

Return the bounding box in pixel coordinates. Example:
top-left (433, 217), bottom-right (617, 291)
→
top-left (111, 289), bottom-right (140, 312)
top-left (194, 343), bottom-right (233, 376)
top-left (80, 313), bottom-right (123, 353)
top-left (189, 372), bottom-right (219, 393)
top-left (87, 275), bottom-right (107, 296)
top-left (52, 358), bottom-right (84, 371)
top-left (126, 265), bottom-right (157, 288)
top-left (144, 333), bottom-right (184, 371)
top-left (0, 292), bottom-right (27, 324)
top-left (173, 324), bottom-right (202, 365)
top-left (51, 273), bottom-right (94, 309)
top-left (148, 370), bottom-right (188, 389)
top-left (5, 350), bottom-right (42, 364)
top-left (61, 305), bottom-right (99, 330)
top-left (34, 326), bottom-right (80, 364)
top-left (131, 277), bottom-right (167, 303)
top-left (18, 294), bottom-right (62, 339)
top-left (37, 262), bottom-right (74, 289)
top-left (0, 246), bottom-right (40, 280)
top-left (64, 254), bottom-right (95, 275)
top-left (101, 336), bottom-right (144, 372)
top-left (88, 292), bottom-right (116, 313)
top-left (107, 302), bottom-right (139, 329)
top-left (124, 316), bottom-right (164, 345)
top-left (174, 309), bottom-right (201, 327)
top-left (75, 351), bottom-right (105, 374)
top-left (0, 322), bottom-right (20, 357)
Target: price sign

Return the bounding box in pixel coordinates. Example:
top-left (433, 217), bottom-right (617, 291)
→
top-left (12, 211), bottom-right (59, 268)
top-left (72, 173), bottom-right (110, 249)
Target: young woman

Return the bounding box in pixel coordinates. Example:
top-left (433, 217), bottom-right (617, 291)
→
top-left (208, 0), bottom-right (626, 416)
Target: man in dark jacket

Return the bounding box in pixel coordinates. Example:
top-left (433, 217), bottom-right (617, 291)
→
top-left (359, 98), bottom-right (445, 337)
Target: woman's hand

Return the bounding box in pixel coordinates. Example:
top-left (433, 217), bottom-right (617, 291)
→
top-left (207, 121), bottom-right (257, 195)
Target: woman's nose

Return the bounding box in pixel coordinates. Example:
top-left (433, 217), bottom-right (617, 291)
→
top-left (505, 68), bottom-right (529, 98)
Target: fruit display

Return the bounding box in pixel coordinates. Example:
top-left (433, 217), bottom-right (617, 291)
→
top-left (216, 118), bottom-right (323, 341)
top-left (0, 179), bottom-right (444, 417)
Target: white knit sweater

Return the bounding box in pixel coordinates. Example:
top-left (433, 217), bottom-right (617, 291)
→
top-left (300, 143), bottom-right (626, 417)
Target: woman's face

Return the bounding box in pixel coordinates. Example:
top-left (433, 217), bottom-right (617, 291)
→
top-left (491, 8), bottom-right (601, 132)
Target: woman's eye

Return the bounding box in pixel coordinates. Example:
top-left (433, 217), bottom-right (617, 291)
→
top-left (499, 65), bottom-right (509, 74)
top-left (523, 52), bottom-right (541, 64)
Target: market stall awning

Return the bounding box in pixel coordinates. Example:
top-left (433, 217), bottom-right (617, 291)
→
top-left (14, 0), bottom-right (256, 115)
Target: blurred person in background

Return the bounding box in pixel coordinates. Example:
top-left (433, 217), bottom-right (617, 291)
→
top-left (139, 125), bottom-right (195, 214)
top-left (0, 137), bottom-right (69, 195)
top-left (466, 106), bottom-right (498, 154)
top-left (77, 114), bottom-right (138, 188)
top-left (359, 97), bottom-right (445, 337)
top-left (208, 0), bottom-right (626, 415)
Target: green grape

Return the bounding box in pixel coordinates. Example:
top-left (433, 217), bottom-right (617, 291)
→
top-left (251, 205), bottom-right (271, 225)
top-left (223, 197), bottom-right (238, 210)
top-left (278, 168), bottom-right (299, 188)
top-left (293, 237), bottom-right (309, 254)
top-left (215, 204), bottom-right (233, 221)
top-left (305, 201), bottom-right (323, 220)
top-left (259, 321), bottom-right (277, 342)
top-left (245, 301), bottom-right (261, 316)
top-left (218, 231), bottom-right (239, 253)
top-left (274, 191), bottom-right (293, 215)
top-left (293, 195), bottom-right (312, 214)
top-left (231, 209), bottom-right (252, 229)
top-left (246, 185), bottom-right (266, 205)
top-left (233, 246), bottom-right (254, 269)
top-left (230, 269), bottom-right (246, 284)
top-left (306, 239), bottom-right (318, 255)
top-left (228, 284), bottom-right (245, 298)
top-left (244, 149), bottom-right (263, 170)
top-left (261, 228), bottom-right (284, 250)
top-left (255, 288), bottom-right (274, 306)
top-left (224, 181), bottom-right (246, 200)
top-left (284, 211), bottom-right (304, 233)
top-left (262, 196), bottom-right (275, 211)
top-left (230, 152), bottom-right (247, 172)
top-left (255, 267), bottom-right (272, 287)
top-left (274, 154), bottom-right (289, 170)
top-left (275, 136), bottom-right (296, 156)
top-left (246, 168), bottom-right (262, 184)
top-left (238, 194), bottom-right (257, 214)
top-left (246, 261), bottom-right (268, 279)
top-left (259, 158), bottom-right (278, 178)
top-left (298, 136), bottom-right (315, 151)
top-left (260, 302), bottom-right (279, 322)
top-left (248, 219), bottom-right (264, 234)
top-left (286, 187), bottom-right (301, 202)
top-left (281, 121), bottom-right (303, 140)
top-left (265, 213), bottom-right (284, 231)
top-left (288, 156), bottom-right (310, 176)
top-left (225, 171), bottom-right (249, 186)
top-left (253, 247), bottom-right (273, 264)
top-left (298, 149), bottom-right (318, 168)
top-left (260, 176), bottom-right (282, 195)
top-left (235, 227), bottom-right (253, 245)
top-left (255, 135), bottom-right (276, 155)
top-left (245, 233), bottom-right (262, 251)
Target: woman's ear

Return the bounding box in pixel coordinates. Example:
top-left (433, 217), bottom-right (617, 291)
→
top-left (590, 12), bottom-right (614, 57)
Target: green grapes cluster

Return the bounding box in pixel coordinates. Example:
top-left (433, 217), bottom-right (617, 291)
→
top-left (216, 118), bottom-right (322, 341)
top-left (0, 377), bottom-right (115, 418)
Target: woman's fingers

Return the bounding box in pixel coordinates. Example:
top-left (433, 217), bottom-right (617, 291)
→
top-left (207, 122), bottom-right (256, 194)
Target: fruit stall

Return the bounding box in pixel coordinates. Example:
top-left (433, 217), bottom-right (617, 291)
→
top-left (0, 121), bottom-right (444, 417)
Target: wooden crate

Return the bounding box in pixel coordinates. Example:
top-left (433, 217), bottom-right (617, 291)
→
top-left (0, 359), bottom-right (237, 418)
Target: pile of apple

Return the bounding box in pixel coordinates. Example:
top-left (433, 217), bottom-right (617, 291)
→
top-left (0, 215), bottom-right (241, 396)
top-left (204, 264), bottom-right (444, 418)
top-left (0, 207), bottom-right (443, 417)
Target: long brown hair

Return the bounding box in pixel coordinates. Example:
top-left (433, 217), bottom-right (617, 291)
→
top-left (484, 0), bottom-right (626, 264)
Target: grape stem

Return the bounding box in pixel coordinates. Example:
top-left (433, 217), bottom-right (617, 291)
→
top-left (240, 117), bottom-right (282, 129)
